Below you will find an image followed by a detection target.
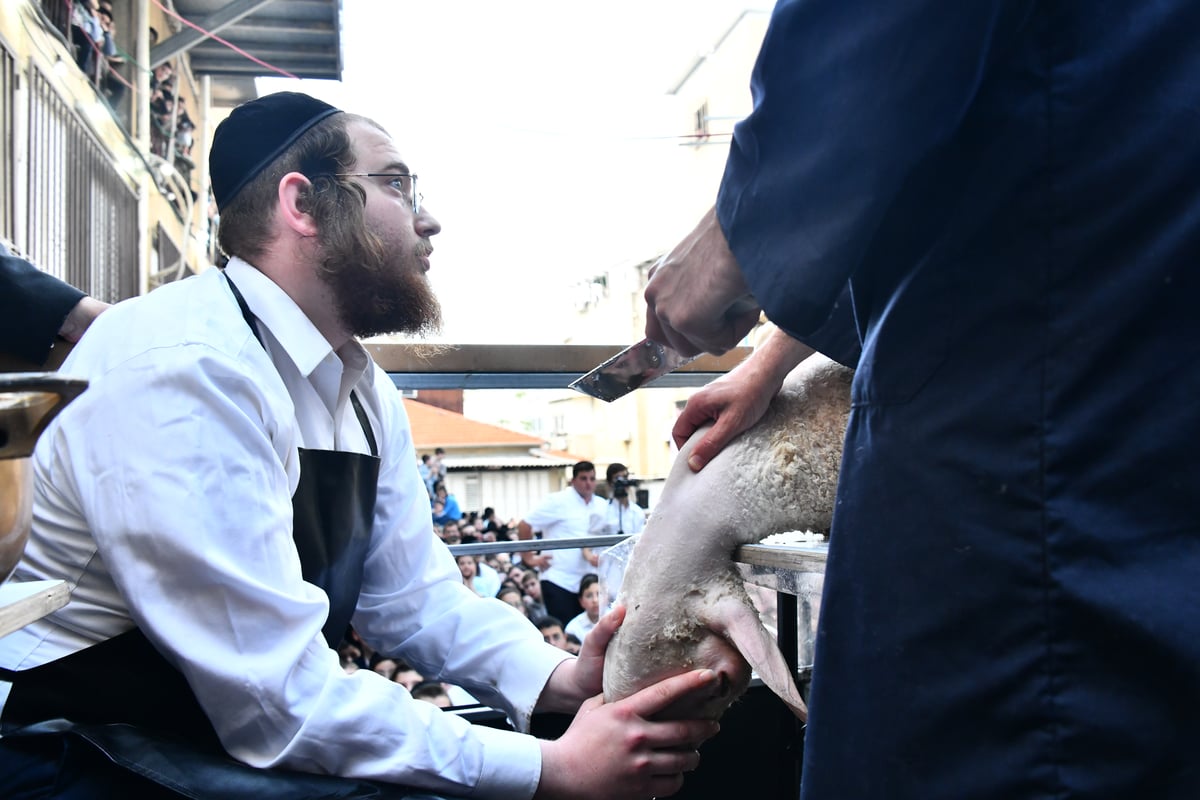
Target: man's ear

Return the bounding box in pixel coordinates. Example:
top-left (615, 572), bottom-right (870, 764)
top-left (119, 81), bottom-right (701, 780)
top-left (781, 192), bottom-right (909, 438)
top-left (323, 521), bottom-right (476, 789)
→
top-left (277, 172), bottom-right (319, 238)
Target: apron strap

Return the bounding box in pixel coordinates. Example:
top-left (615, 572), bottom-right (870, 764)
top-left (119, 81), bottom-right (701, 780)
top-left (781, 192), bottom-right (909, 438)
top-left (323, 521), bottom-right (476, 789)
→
top-left (223, 270), bottom-right (377, 457)
top-left (350, 393), bottom-right (378, 457)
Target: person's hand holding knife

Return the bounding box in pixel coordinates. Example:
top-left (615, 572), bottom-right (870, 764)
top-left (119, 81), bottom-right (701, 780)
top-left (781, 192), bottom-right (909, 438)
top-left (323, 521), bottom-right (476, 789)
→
top-left (644, 206), bottom-right (760, 357)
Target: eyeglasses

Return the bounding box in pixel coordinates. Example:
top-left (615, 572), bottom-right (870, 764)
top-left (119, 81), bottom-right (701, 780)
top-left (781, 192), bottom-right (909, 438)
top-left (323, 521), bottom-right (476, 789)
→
top-left (319, 172), bottom-right (422, 214)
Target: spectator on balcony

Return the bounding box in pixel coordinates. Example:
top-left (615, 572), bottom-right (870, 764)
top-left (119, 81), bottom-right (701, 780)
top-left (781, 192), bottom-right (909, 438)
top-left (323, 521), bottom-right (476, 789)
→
top-left (0, 92), bottom-right (714, 799)
top-left (94, 2), bottom-right (126, 106)
top-left (175, 112), bottom-right (196, 160)
top-left (149, 60), bottom-right (173, 93)
top-left (149, 90), bottom-right (175, 159)
top-left (69, 0), bottom-right (112, 81)
top-left (148, 74), bottom-right (192, 167)
top-left (151, 90), bottom-right (179, 129)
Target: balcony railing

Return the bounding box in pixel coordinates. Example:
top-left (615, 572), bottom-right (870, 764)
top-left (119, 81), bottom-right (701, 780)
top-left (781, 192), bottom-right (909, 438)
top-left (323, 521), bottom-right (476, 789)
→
top-left (25, 66), bottom-right (139, 303)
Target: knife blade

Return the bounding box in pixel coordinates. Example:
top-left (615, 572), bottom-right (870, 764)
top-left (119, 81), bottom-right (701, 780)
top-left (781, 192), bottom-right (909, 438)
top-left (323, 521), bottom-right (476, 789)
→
top-left (569, 295), bottom-right (760, 402)
top-left (568, 339), bottom-right (697, 402)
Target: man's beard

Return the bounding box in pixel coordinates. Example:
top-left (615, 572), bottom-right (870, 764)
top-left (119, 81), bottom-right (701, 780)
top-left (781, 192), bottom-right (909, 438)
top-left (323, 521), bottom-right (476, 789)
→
top-left (318, 233), bottom-right (443, 339)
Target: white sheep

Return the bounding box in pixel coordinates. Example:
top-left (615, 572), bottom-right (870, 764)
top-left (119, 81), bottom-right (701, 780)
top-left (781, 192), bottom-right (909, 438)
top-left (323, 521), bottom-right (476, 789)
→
top-left (602, 353), bottom-right (853, 720)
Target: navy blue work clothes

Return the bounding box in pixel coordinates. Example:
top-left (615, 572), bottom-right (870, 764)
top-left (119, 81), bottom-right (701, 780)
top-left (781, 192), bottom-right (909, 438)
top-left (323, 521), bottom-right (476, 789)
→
top-left (0, 251), bottom-right (85, 365)
top-left (718, 2), bottom-right (1200, 798)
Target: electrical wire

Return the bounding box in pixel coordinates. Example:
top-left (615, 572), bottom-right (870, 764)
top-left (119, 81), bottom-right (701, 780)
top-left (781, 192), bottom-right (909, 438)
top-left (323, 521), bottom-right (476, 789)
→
top-left (150, 0), bottom-right (299, 80)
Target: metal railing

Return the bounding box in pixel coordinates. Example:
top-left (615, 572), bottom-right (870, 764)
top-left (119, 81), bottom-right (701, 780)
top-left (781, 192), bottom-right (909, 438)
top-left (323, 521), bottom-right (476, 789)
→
top-left (0, 44), bottom-right (15, 243)
top-left (25, 65), bottom-right (139, 303)
top-left (446, 535), bottom-right (631, 560)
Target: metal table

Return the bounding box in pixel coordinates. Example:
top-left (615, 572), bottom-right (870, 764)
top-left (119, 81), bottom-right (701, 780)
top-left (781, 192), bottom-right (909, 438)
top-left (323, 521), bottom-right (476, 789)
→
top-left (736, 540), bottom-right (828, 679)
top-left (734, 540), bottom-right (828, 799)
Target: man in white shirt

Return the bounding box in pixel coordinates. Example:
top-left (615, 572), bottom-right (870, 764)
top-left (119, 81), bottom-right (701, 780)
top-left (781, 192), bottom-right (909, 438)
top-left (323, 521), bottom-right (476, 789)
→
top-left (516, 462), bottom-right (606, 624)
top-left (0, 92), bottom-right (717, 800)
top-left (602, 462), bottom-right (647, 537)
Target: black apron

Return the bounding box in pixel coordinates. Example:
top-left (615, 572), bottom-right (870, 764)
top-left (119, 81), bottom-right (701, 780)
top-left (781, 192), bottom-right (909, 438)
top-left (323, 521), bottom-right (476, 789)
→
top-left (0, 277), bottom-right (429, 799)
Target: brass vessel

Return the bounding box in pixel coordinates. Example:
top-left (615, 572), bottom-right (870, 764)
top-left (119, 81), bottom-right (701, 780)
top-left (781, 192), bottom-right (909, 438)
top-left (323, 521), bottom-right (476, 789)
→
top-left (0, 373), bottom-right (87, 582)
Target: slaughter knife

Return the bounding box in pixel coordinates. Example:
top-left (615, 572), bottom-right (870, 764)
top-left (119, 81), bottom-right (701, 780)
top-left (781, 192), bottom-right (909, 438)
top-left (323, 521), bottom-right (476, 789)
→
top-left (569, 297), bottom-right (759, 402)
top-left (568, 339), bottom-right (697, 402)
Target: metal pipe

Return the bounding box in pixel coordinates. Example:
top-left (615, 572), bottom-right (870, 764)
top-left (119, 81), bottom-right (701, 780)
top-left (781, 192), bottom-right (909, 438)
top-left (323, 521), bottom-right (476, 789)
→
top-left (135, 0), bottom-right (150, 294)
top-left (447, 535), bottom-right (631, 559)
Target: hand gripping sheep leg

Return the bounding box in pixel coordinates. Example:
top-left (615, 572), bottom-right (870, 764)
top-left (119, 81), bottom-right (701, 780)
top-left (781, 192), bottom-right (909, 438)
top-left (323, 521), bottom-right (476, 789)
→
top-left (601, 354), bottom-right (853, 721)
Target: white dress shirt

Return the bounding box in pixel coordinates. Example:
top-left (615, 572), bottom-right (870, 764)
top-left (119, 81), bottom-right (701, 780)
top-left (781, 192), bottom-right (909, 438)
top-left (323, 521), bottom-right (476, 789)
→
top-left (521, 487), bottom-right (606, 593)
top-left (0, 258), bottom-right (569, 798)
top-left (473, 561), bottom-right (502, 599)
top-left (565, 611), bottom-right (599, 643)
top-left (603, 498), bottom-right (646, 537)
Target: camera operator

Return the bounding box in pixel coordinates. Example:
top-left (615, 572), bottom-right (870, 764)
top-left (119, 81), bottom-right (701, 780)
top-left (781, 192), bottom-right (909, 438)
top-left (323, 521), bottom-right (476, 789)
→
top-left (603, 462), bottom-right (646, 538)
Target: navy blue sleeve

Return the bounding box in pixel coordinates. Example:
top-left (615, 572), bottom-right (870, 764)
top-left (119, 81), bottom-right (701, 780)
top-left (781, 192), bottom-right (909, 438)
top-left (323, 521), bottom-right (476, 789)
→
top-left (1, 252), bottom-right (87, 364)
top-left (789, 283), bottom-right (860, 369)
top-left (717, 0), bottom-right (1027, 338)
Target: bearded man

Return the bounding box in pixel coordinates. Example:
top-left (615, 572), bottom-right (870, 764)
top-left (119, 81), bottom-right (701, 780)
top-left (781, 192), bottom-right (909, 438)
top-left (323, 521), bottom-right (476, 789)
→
top-left (0, 93), bottom-right (717, 800)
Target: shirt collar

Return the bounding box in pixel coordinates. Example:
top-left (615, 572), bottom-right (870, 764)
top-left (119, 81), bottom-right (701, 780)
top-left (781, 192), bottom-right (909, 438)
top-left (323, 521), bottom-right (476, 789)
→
top-left (223, 256), bottom-right (368, 379)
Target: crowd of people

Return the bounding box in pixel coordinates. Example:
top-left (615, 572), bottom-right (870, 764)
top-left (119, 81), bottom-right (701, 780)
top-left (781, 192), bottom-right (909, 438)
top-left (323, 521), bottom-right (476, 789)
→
top-left (148, 60), bottom-right (196, 165)
top-left (325, 452), bottom-right (647, 715)
top-left (147, 58), bottom-right (201, 207)
top-left (336, 629), bottom-right (469, 710)
top-left (62, 2), bottom-right (197, 203)
top-left (414, 453), bottom-right (642, 653)
top-left (69, 0), bottom-right (125, 107)
top-left (337, 555), bottom-right (605, 710)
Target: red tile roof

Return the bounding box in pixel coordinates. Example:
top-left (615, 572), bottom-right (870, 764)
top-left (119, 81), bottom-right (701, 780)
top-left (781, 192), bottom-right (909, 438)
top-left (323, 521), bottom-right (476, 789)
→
top-left (403, 398), bottom-right (545, 450)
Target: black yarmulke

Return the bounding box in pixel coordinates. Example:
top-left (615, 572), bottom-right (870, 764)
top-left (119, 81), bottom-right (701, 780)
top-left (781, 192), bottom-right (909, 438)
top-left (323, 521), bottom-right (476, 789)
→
top-left (210, 91), bottom-right (342, 211)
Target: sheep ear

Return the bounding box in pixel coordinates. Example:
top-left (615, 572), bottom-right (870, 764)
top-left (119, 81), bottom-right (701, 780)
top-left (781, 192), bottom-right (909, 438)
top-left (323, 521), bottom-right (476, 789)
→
top-left (706, 597), bottom-right (808, 720)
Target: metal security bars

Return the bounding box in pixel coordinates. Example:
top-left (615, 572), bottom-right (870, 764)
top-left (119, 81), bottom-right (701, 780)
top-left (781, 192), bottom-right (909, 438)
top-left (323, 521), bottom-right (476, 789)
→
top-left (25, 66), bottom-right (138, 303)
top-left (0, 39), bottom-right (15, 243)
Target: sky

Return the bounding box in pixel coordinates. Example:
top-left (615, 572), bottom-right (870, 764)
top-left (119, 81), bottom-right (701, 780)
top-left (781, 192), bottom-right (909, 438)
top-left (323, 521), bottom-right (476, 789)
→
top-left (259, 0), bottom-right (773, 345)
